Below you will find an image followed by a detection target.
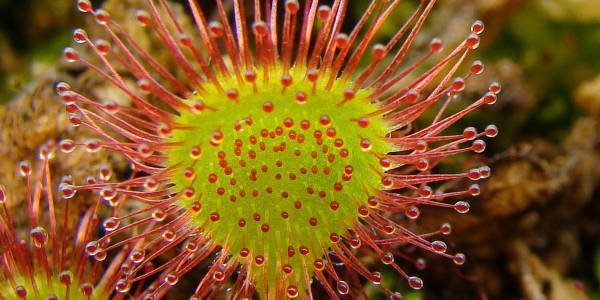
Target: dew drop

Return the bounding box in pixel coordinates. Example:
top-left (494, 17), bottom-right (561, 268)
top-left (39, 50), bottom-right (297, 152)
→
top-left (419, 185), bottom-right (433, 197)
top-left (98, 165), bottom-right (112, 181)
top-left (483, 91), bottom-right (497, 104)
top-left (416, 258), bottom-right (426, 270)
top-left (299, 246), bottom-right (309, 255)
top-left (152, 209), bottom-right (166, 222)
top-left (372, 43), bottom-right (385, 59)
top-left (350, 237), bottom-right (361, 249)
top-left (452, 77), bottom-right (465, 92)
top-left (77, 0), bottom-right (92, 12)
top-left (95, 9), bottom-right (110, 25)
top-left (408, 276), bottom-right (423, 290)
top-left (453, 201), bottom-right (470, 214)
top-left (162, 229), bottom-right (176, 241)
top-left (479, 166), bottom-right (491, 178)
top-left (471, 139), bottom-right (486, 153)
top-left (137, 143), bottom-right (152, 158)
top-left (334, 33), bottom-right (349, 48)
top-left (468, 184), bottom-right (481, 196)
top-left (63, 47), bottom-right (79, 62)
top-left (262, 101), bottom-right (274, 113)
top-left (416, 158), bottom-right (429, 171)
top-left (415, 140), bottom-right (427, 152)
top-left (471, 20), bottom-right (484, 34)
top-left (358, 206), bottom-right (369, 218)
top-left (186, 241), bottom-right (198, 252)
top-left (252, 21), bottom-right (268, 36)
top-left (100, 186), bottom-right (117, 201)
top-left (317, 5), bottom-right (331, 21)
top-left (281, 0), bottom-right (299, 13)
top-left (95, 39), bottom-right (111, 55)
top-left (286, 285), bottom-right (298, 298)
top-left (38, 145), bottom-right (55, 161)
top-left (84, 176), bottom-right (95, 185)
top-left (210, 212), bottom-right (220, 222)
top-left (208, 21), bottom-right (224, 37)
top-left (281, 74), bottom-right (293, 86)
top-left (94, 250), bottom-right (107, 261)
top-left (85, 241), bottom-right (99, 255)
top-left (485, 124), bottom-right (498, 137)
top-left (383, 224), bottom-right (395, 234)
top-left (453, 253), bottom-right (466, 265)
top-left (191, 201), bottom-right (202, 213)
top-left (295, 92), bottom-right (307, 104)
top-left (329, 233), bottom-right (340, 243)
top-left (80, 283), bottom-right (93, 296)
top-left (431, 240), bottom-right (447, 253)
top-left (57, 139), bottom-right (76, 154)
top-left (319, 115), bottom-right (331, 127)
top-left (467, 168), bottom-right (481, 180)
top-left (261, 224), bottom-right (270, 232)
top-left (59, 271), bottom-right (72, 285)
top-left (390, 292), bottom-right (403, 300)
top-left (430, 37), bottom-right (443, 52)
top-left (282, 264), bottom-right (293, 274)
top-left (157, 123), bottom-right (172, 138)
top-left (183, 186), bottom-right (196, 199)
top-left (130, 249), bottom-right (145, 264)
top-left (440, 223), bottom-right (452, 235)
top-left (245, 70), bottom-right (257, 82)
top-left (120, 263), bottom-right (132, 276)
top-left (463, 127), bottom-right (477, 139)
top-left (68, 114), bottom-right (83, 127)
top-left (336, 281), bottom-right (349, 295)
top-left (381, 252), bottom-right (394, 265)
top-left (17, 161), bottom-right (31, 177)
top-left (73, 28), bottom-right (88, 43)
top-left (15, 286), bottom-right (27, 298)
top-left (471, 60), bottom-right (484, 75)
top-left (30, 227), bottom-right (48, 248)
top-left (115, 279), bottom-right (130, 293)
top-left (213, 271), bottom-right (225, 281)
top-left (466, 33), bottom-right (480, 49)
top-left (405, 206), bottom-right (420, 219)
top-left (489, 81), bottom-right (502, 94)
top-left (240, 248), bottom-right (250, 257)
top-left (165, 273), bottom-right (179, 285)
top-left (381, 176), bottom-right (393, 187)
top-left (370, 272), bottom-right (382, 285)
top-left (55, 81), bottom-right (71, 96)
top-left (144, 177), bottom-right (158, 192)
top-left (254, 255), bottom-right (265, 266)
top-left (59, 183), bottom-right (77, 199)
top-left (313, 259), bottom-right (325, 272)
top-left (134, 10), bottom-right (151, 26)
top-left (84, 139), bottom-right (101, 153)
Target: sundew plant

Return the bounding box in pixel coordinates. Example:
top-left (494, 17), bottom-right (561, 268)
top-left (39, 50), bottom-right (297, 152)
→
top-left (0, 144), bottom-right (129, 299)
top-left (55, 0), bottom-right (498, 299)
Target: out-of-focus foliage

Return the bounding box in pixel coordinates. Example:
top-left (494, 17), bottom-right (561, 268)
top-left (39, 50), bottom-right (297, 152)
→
top-left (595, 246), bottom-right (600, 298)
top-left (0, 0), bottom-right (81, 102)
top-left (535, 0), bottom-right (600, 23)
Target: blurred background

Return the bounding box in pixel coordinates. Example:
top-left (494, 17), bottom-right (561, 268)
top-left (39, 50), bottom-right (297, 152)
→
top-left (0, 0), bottom-right (599, 299)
